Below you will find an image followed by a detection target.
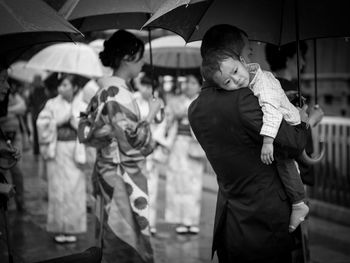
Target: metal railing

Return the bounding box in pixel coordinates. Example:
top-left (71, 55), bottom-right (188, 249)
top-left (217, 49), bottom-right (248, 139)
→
top-left (203, 116), bottom-right (350, 207)
top-left (309, 116), bottom-right (350, 207)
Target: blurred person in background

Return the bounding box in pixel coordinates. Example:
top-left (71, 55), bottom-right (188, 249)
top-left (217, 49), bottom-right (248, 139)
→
top-left (0, 74), bottom-right (27, 212)
top-left (0, 60), bottom-right (21, 176)
top-left (164, 74), bottom-right (205, 235)
top-left (0, 60), bottom-right (21, 219)
top-left (134, 73), bottom-right (170, 235)
top-left (265, 42), bottom-right (324, 262)
top-left (265, 42), bottom-right (323, 186)
top-left (0, 61), bottom-right (10, 104)
top-left (37, 73), bottom-right (88, 244)
top-left (8, 77), bottom-right (32, 153)
top-left (28, 74), bottom-right (51, 156)
top-left (71, 78), bottom-right (99, 211)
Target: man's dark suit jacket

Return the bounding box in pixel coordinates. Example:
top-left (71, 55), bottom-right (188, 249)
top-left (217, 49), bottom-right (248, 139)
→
top-left (188, 84), bottom-right (308, 262)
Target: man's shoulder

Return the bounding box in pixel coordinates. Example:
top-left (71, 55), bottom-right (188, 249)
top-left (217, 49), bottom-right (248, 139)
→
top-left (235, 87), bottom-right (257, 104)
top-left (189, 87), bottom-right (255, 108)
top-left (238, 87), bottom-right (254, 95)
top-left (188, 87), bottom-right (257, 119)
top-left (188, 96), bottom-right (199, 117)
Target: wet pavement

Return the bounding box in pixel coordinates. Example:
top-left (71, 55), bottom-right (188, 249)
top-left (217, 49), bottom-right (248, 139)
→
top-left (1, 152), bottom-right (350, 263)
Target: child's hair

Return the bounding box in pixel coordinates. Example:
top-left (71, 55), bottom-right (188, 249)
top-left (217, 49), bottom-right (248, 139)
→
top-left (99, 30), bottom-right (144, 69)
top-left (201, 48), bottom-right (240, 83)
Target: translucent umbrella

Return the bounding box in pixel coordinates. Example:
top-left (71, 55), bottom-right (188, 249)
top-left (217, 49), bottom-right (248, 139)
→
top-left (26, 42), bottom-right (104, 78)
top-left (143, 35), bottom-right (201, 76)
top-left (8, 61), bottom-right (49, 84)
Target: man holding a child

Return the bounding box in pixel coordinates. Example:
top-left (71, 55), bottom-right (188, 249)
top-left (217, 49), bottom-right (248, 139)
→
top-left (188, 24), bottom-right (323, 262)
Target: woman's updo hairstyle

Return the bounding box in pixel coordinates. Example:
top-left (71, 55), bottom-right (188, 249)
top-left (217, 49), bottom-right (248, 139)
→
top-left (99, 30), bottom-right (145, 69)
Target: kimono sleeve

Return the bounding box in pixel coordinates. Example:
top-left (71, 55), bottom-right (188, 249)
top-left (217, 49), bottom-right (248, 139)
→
top-left (104, 99), bottom-right (155, 156)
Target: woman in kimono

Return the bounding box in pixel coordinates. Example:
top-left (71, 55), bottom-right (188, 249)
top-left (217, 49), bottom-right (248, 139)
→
top-left (165, 74), bottom-right (205, 234)
top-left (37, 73), bottom-right (88, 243)
top-left (83, 30), bottom-right (161, 263)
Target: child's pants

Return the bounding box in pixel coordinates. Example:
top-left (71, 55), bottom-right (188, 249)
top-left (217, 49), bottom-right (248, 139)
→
top-left (276, 158), bottom-right (305, 203)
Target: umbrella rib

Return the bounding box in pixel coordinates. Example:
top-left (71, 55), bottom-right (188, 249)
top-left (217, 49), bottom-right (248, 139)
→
top-left (186, 0), bottom-right (213, 43)
top-left (64, 32), bottom-right (77, 44)
top-left (278, 0), bottom-right (285, 46)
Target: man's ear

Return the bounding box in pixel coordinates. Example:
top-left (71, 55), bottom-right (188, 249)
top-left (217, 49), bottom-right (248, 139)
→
top-left (123, 54), bottom-right (134, 62)
top-left (73, 85), bottom-right (79, 94)
top-left (239, 56), bottom-right (246, 65)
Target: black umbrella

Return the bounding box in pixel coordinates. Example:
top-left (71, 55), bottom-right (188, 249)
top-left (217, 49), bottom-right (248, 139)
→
top-left (0, 0), bottom-right (82, 65)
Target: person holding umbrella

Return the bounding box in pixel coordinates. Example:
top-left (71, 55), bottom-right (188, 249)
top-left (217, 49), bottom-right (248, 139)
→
top-left (0, 60), bottom-right (21, 172)
top-left (188, 24), bottom-right (322, 262)
top-left (265, 42), bottom-right (326, 262)
top-left (265, 42), bottom-right (321, 186)
top-left (79, 30), bottom-right (161, 263)
top-left (0, 75), bottom-right (27, 212)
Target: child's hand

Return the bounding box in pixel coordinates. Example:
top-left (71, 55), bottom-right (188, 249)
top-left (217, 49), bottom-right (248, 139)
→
top-left (261, 143), bottom-right (274, 165)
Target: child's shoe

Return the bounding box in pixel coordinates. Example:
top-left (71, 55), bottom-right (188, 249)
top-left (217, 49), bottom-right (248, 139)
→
top-left (289, 202), bottom-right (309, 232)
top-left (64, 235), bottom-right (77, 243)
top-left (54, 234), bottom-right (66, 244)
top-left (150, 227), bottom-right (157, 236)
top-left (188, 226), bottom-right (200, 234)
top-left (175, 225), bottom-right (188, 234)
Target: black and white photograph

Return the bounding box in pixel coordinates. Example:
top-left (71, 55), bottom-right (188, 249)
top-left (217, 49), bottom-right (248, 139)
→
top-left (0, 1), bottom-right (350, 263)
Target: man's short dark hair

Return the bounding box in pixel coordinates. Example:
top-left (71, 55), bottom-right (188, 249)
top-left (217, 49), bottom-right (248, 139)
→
top-left (201, 24), bottom-right (248, 59)
top-left (265, 41), bottom-right (308, 72)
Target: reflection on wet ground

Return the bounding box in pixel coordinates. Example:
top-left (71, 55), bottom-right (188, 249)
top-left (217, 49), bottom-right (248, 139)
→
top-left (1, 152), bottom-right (350, 263)
top-left (0, 152), bottom-right (218, 263)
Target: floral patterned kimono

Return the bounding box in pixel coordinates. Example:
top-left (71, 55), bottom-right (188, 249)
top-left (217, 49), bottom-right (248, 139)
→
top-left (89, 76), bottom-right (154, 263)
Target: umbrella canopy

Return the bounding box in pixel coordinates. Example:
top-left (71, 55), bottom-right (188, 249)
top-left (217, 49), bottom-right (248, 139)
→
top-left (143, 35), bottom-right (201, 76)
top-left (26, 42), bottom-right (104, 78)
top-left (143, 0), bottom-right (350, 45)
top-left (62, 0), bottom-right (163, 32)
top-left (8, 61), bottom-right (49, 84)
top-left (0, 0), bottom-right (82, 65)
